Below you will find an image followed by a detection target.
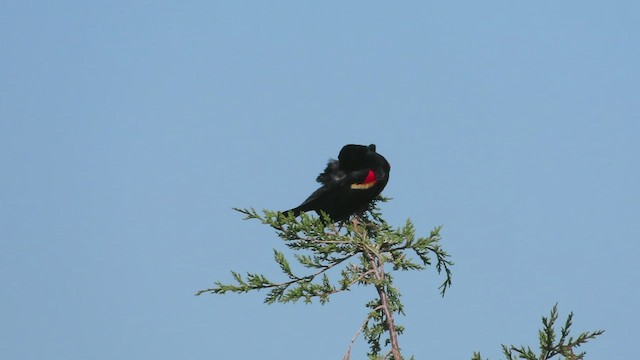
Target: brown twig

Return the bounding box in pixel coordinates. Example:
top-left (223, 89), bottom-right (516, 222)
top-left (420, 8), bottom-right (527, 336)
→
top-left (342, 316), bottom-right (370, 360)
top-left (374, 260), bottom-right (401, 359)
top-left (357, 220), bottom-right (402, 360)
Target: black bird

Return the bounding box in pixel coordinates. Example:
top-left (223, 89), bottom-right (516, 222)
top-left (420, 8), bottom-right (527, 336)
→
top-left (284, 144), bottom-right (390, 221)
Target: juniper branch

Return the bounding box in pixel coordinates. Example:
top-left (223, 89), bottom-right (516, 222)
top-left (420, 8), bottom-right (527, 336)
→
top-left (198, 199), bottom-right (452, 359)
top-left (473, 304), bottom-right (604, 360)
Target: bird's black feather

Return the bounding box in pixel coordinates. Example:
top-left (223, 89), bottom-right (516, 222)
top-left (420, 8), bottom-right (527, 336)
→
top-left (284, 144), bottom-right (390, 222)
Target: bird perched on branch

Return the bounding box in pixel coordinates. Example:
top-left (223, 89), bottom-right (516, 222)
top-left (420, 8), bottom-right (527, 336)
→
top-left (284, 144), bottom-right (390, 222)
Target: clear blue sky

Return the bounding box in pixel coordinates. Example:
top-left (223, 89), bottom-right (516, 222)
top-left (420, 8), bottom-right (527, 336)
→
top-left (1, 2), bottom-right (638, 359)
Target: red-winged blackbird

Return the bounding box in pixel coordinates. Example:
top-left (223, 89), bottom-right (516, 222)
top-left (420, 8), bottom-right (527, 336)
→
top-left (284, 144), bottom-right (390, 222)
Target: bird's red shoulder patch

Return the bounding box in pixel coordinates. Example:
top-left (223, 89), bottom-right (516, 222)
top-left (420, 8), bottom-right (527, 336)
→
top-left (351, 170), bottom-right (377, 189)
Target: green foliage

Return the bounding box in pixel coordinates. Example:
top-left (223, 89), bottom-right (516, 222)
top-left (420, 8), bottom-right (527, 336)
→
top-left (197, 199), bottom-right (453, 359)
top-left (472, 304), bottom-right (604, 360)
top-left (197, 199), bottom-right (603, 359)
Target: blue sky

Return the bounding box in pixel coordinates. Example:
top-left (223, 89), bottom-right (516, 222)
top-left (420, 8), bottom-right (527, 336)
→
top-left (1, 1), bottom-right (638, 359)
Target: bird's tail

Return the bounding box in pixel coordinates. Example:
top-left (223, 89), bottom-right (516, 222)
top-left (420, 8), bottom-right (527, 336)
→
top-left (281, 207), bottom-right (302, 218)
